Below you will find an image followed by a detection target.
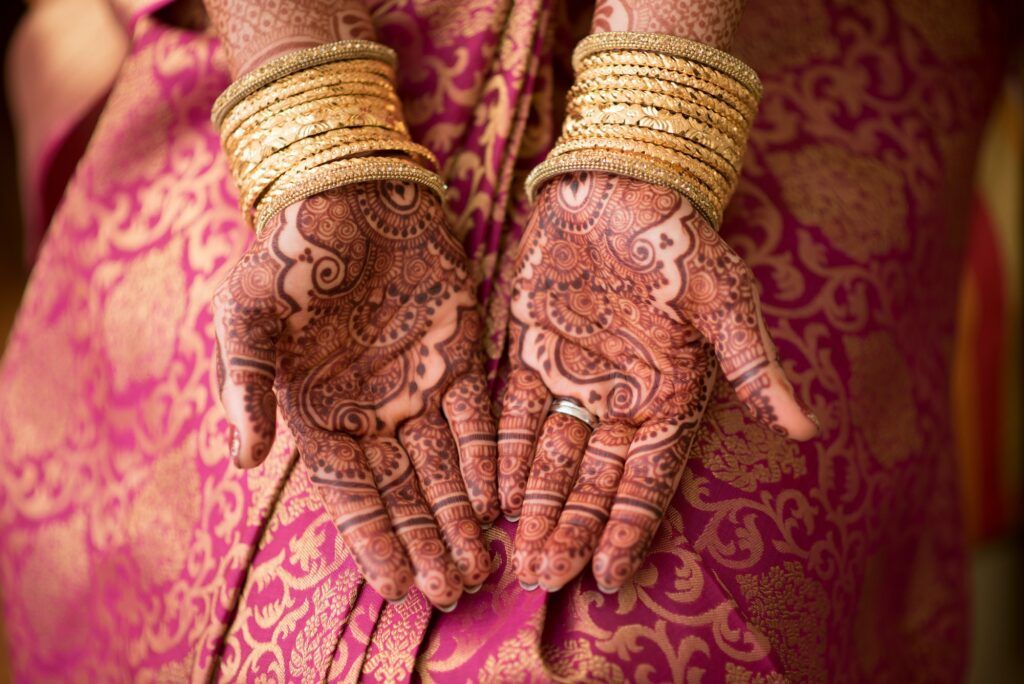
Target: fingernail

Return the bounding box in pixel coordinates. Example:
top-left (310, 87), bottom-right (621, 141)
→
top-left (540, 583), bottom-right (559, 593)
top-left (480, 521), bottom-right (492, 531)
top-left (464, 583), bottom-right (482, 594)
top-left (504, 513), bottom-right (521, 523)
top-left (519, 580), bottom-right (538, 591)
top-left (229, 426), bottom-right (242, 467)
top-left (388, 594), bottom-right (407, 606)
top-left (805, 408), bottom-right (822, 432)
top-left (597, 584), bottom-right (619, 595)
top-left (438, 601), bottom-right (458, 613)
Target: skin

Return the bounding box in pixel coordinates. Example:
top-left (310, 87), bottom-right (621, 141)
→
top-left (213, 182), bottom-right (498, 608)
top-left (202, 0), bottom-right (376, 77)
top-left (205, 1), bottom-right (498, 609)
top-left (498, 0), bottom-right (805, 595)
top-left (500, 172), bottom-right (819, 593)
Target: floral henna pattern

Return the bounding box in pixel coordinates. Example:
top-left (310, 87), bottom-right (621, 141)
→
top-left (213, 181), bottom-right (497, 607)
top-left (511, 413), bottom-right (590, 588)
top-left (499, 172), bottom-right (817, 592)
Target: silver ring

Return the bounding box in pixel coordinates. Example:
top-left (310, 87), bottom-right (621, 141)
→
top-left (548, 398), bottom-right (598, 430)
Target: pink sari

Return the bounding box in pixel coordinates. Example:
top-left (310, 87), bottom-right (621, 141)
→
top-left (0, 0), bottom-right (1010, 681)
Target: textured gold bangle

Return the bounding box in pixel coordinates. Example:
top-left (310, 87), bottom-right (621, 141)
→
top-left (562, 122), bottom-right (739, 177)
top-left (525, 149), bottom-right (719, 227)
top-left (578, 51), bottom-right (760, 109)
top-left (254, 157), bottom-right (447, 235)
top-left (545, 137), bottom-right (732, 202)
top-left (572, 31), bottom-right (761, 99)
top-left (242, 136), bottom-right (439, 219)
top-left (222, 78), bottom-right (398, 142)
top-left (573, 66), bottom-right (757, 122)
top-left (212, 40), bottom-right (398, 128)
top-left (564, 103), bottom-right (745, 165)
top-left (566, 84), bottom-right (748, 136)
top-left (565, 114), bottom-right (741, 174)
top-left (234, 124), bottom-right (410, 174)
top-left (218, 63), bottom-right (396, 136)
top-left (226, 94), bottom-right (405, 161)
top-left (577, 53), bottom-right (761, 116)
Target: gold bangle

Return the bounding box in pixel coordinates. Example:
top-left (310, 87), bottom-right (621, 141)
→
top-left (574, 65), bottom-right (758, 121)
top-left (221, 75), bottom-right (398, 141)
top-left (565, 116), bottom-right (741, 174)
top-left (226, 95), bottom-right (403, 162)
top-left (234, 125), bottom-right (410, 176)
top-left (577, 53), bottom-right (761, 115)
top-left (212, 40), bottom-right (398, 128)
top-left (545, 137), bottom-right (731, 202)
top-left (525, 149), bottom-right (720, 227)
top-left (566, 84), bottom-right (748, 136)
top-left (242, 136), bottom-right (439, 219)
top-left (254, 157), bottom-right (447, 235)
top-left (218, 62), bottom-right (396, 136)
top-left (564, 103), bottom-right (745, 167)
top-left (572, 31), bottom-right (761, 99)
top-left (577, 51), bottom-right (759, 110)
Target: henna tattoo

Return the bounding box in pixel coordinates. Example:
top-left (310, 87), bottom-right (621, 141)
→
top-left (213, 181), bottom-right (498, 606)
top-left (202, 0), bottom-right (377, 77)
top-left (511, 412), bottom-right (590, 587)
top-left (499, 172), bottom-right (816, 592)
top-left (592, 0), bottom-right (745, 50)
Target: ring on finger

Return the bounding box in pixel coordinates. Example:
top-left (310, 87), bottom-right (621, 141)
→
top-left (548, 397), bottom-right (598, 430)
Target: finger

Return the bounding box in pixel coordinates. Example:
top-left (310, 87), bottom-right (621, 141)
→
top-left (296, 427), bottom-right (414, 602)
top-left (212, 251), bottom-right (284, 467)
top-left (442, 371), bottom-right (500, 526)
top-left (400, 410), bottom-right (491, 590)
top-left (680, 223), bottom-right (818, 440)
top-left (362, 436), bottom-right (463, 610)
top-left (498, 368), bottom-right (552, 519)
top-left (512, 412), bottom-right (590, 589)
top-left (537, 421), bottom-right (635, 592)
top-left (592, 417), bottom-right (693, 593)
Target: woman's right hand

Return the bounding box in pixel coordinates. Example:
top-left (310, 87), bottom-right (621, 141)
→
top-left (213, 181), bottom-right (498, 610)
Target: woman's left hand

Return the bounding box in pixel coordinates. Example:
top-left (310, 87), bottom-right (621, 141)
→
top-left (499, 171), bottom-right (818, 593)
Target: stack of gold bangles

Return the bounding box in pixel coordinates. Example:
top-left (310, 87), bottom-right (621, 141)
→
top-left (524, 32), bottom-right (762, 229)
top-left (212, 40), bottom-right (446, 235)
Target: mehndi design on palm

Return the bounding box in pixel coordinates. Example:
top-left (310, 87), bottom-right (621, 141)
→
top-left (213, 181), bottom-right (498, 608)
top-left (499, 171), bottom-right (817, 593)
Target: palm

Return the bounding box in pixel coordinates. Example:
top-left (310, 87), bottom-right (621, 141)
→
top-left (214, 181), bottom-right (498, 608)
top-left (499, 171), bottom-right (816, 592)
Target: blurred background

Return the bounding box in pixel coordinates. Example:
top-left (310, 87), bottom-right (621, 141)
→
top-left (0, 2), bottom-right (1020, 682)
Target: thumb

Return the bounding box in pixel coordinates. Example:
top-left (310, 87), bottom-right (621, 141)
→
top-left (681, 227), bottom-right (819, 441)
top-left (213, 257), bottom-right (283, 467)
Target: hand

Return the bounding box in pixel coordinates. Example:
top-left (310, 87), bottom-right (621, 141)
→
top-left (499, 172), bottom-right (818, 593)
top-left (213, 181), bottom-right (499, 609)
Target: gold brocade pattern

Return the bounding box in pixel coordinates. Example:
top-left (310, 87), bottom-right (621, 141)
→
top-left (843, 332), bottom-right (921, 467)
top-left (736, 562), bottom-right (830, 682)
top-left (0, 0), bottom-right (1008, 682)
top-left (766, 145), bottom-right (909, 262)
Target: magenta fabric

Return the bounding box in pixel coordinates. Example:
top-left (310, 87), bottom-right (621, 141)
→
top-left (0, 1), bottom-right (1010, 681)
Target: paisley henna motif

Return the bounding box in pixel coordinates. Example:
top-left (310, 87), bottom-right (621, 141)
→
top-left (213, 181), bottom-right (497, 606)
top-left (500, 172), bottom-right (817, 592)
